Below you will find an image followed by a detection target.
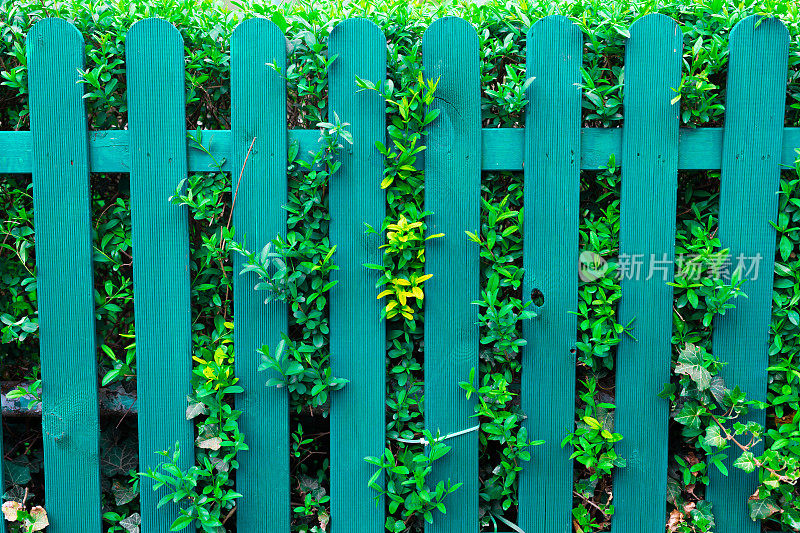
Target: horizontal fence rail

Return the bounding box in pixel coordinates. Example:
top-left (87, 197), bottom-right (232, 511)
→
top-left (2, 127), bottom-right (800, 174)
top-left (3, 10), bottom-right (796, 533)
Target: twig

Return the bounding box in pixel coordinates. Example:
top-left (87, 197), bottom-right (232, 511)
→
top-left (574, 490), bottom-right (610, 516)
top-left (709, 412), bottom-right (797, 484)
top-left (216, 136), bottom-right (255, 319)
top-left (94, 192), bottom-right (120, 229)
top-left (223, 136), bottom-right (257, 243)
top-left (115, 396), bottom-right (137, 429)
top-left (221, 503), bottom-right (236, 525)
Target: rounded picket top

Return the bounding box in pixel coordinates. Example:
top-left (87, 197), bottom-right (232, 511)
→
top-left (330, 17), bottom-right (387, 53)
top-left (26, 18), bottom-right (87, 126)
top-left (624, 12), bottom-right (683, 99)
top-left (729, 13), bottom-right (789, 50)
top-left (27, 18), bottom-right (85, 80)
top-left (527, 14), bottom-right (583, 40)
top-left (27, 17), bottom-right (84, 48)
top-left (422, 15), bottom-right (478, 50)
top-left (125, 17), bottom-right (185, 113)
top-left (231, 17), bottom-right (287, 94)
top-left (126, 17), bottom-right (184, 51)
top-left (526, 15), bottom-right (583, 77)
top-left (628, 11), bottom-right (681, 40)
top-left (232, 16), bottom-right (287, 50)
top-left (328, 17), bottom-right (386, 120)
top-left (725, 14), bottom-right (789, 98)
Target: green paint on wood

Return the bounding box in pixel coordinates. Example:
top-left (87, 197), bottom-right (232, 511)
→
top-left (519, 15), bottom-right (582, 533)
top-left (231, 18), bottom-right (290, 531)
top-left (612, 14), bottom-right (682, 533)
top-left (3, 128), bottom-right (800, 174)
top-left (27, 18), bottom-right (101, 532)
top-left (328, 18), bottom-right (387, 533)
top-left (127, 18), bottom-right (194, 531)
top-left (708, 15), bottom-right (789, 533)
top-left (423, 16), bottom-right (480, 533)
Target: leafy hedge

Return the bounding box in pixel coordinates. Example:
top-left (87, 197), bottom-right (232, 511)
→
top-left (0, 0), bottom-right (799, 532)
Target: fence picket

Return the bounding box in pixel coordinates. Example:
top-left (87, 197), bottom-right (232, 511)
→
top-left (230, 18), bottom-right (290, 532)
top-left (126, 18), bottom-right (194, 531)
top-left (422, 16), bottom-right (481, 533)
top-left (328, 18), bottom-right (387, 533)
top-left (612, 14), bottom-right (682, 533)
top-left (708, 15), bottom-right (789, 533)
top-left (27, 18), bottom-right (102, 532)
top-left (518, 15), bottom-right (582, 533)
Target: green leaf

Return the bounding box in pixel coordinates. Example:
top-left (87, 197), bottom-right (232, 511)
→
top-left (709, 375), bottom-right (728, 404)
top-left (112, 480), bottom-right (138, 506)
top-left (583, 416), bottom-right (602, 430)
top-left (779, 235), bottom-right (793, 261)
top-left (658, 382), bottom-right (676, 400)
top-left (675, 403), bottom-right (704, 429)
top-left (690, 500), bottom-right (715, 530)
top-left (733, 451), bottom-right (758, 473)
top-left (703, 425), bottom-right (725, 448)
top-left (170, 514), bottom-right (194, 531)
top-left (285, 361), bottom-right (304, 376)
top-left (186, 402), bottom-right (206, 420)
top-left (748, 496), bottom-right (779, 520)
top-left (101, 368), bottom-right (123, 386)
top-left (675, 344), bottom-right (712, 390)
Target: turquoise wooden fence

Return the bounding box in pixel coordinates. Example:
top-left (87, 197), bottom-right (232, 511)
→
top-left (0, 12), bottom-right (796, 533)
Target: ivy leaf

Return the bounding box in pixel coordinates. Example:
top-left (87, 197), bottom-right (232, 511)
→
top-left (119, 513), bottom-right (141, 533)
top-left (709, 375), bottom-right (728, 404)
top-left (666, 477), bottom-right (682, 506)
top-left (1, 501), bottom-right (21, 521)
top-left (29, 506), bottom-right (49, 531)
top-left (675, 344), bottom-right (711, 390)
top-left (3, 460), bottom-right (31, 485)
top-left (197, 437), bottom-right (222, 451)
top-left (112, 479), bottom-right (138, 506)
top-left (733, 451), bottom-right (758, 473)
top-left (703, 425), bottom-right (726, 448)
top-left (748, 496), bottom-right (779, 520)
top-left (690, 500), bottom-right (715, 531)
top-left (186, 402), bottom-right (206, 420)
top-left (675, 403), bottom-right (704, 429)
top-left (658, 382), bottom-right (676, 400)
top-left (784, 509), bottom-right (800, 531)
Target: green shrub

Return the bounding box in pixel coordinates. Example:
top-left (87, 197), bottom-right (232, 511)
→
top-left (0, 0), bottom-right (799, 531)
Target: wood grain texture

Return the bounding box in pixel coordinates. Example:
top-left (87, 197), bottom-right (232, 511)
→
top-left (423, 16), bottom-right (480, 533)
top-left (126, 18), bottom-right (194, 532)
top-left (708, 15), bottom-right (789, 533)
top-left (27, 18), bottom-right (101, 533)
top-left (230, 18), bottom-right (290, 531)
top-left (2, 128), bottom-right (800, 174)
top-left (518, 15), bottom-right (582, 533)
top-left (612, 14), bottom-right (681, 533)
top-left (328, 18), bottom-right (387, 533)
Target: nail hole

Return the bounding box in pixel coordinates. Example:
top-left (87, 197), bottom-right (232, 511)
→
top-left (530, 288), bottom-right (544, 307)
